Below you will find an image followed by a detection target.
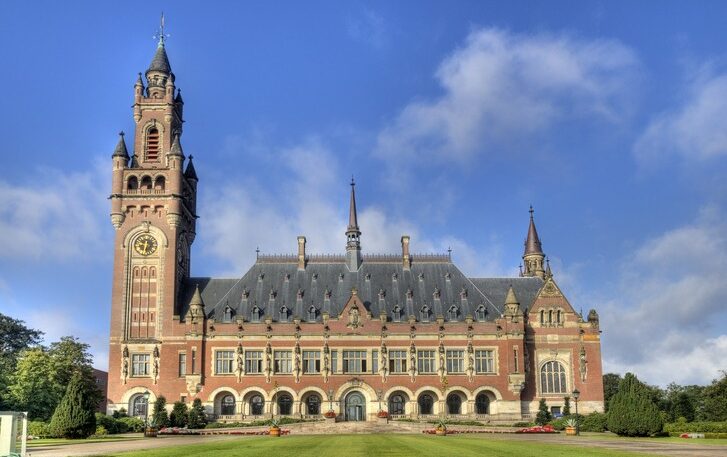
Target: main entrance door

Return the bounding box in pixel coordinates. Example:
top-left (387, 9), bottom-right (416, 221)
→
top-left (344, 392), bottom-right (366, 421)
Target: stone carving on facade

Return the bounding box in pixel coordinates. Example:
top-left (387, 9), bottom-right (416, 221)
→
top-left (236, 343), bottom-right (244, 381)
top-left (322, 340), bottom-right (330, 382)
top-left (121, 345), bottom-right (129, 384)
top-left (264, 342), bottom-right (272, 382)
top-left (152, 345), bottom-right (160, 384)
top-left (466, 341), bottom-right (475, 382)
top-left (379, 342), bottom-right (388, 382)
top-left (438, 341), bottom-right (446, 382)
top-left (409, 342), bottom-right (417, 382)
top-left (294, 341), bottom-right (302, 383)
top-left (579, 345), bottom-right (588, 382)
top-left (587, 309), bottom-right (600, 328)
top-left (348, 304), bottom-right (362, 329)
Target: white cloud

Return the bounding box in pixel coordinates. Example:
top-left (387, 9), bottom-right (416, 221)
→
top-left (635, 68), bottom-right (727, 162)
top-left (599, 206), bottom-right (727, 386)
top-left (0, 161), bottom-right (109, 261)
top-left (375, 28), bottom-right (639, 164)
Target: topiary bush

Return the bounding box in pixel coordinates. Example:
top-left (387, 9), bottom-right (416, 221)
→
top-left (607, 373), bottom-right (663, 436)
top-left (169, 401), bottom-right (189, 427)
top-left (535, 399), bottom-right (552, 426)
top-left (664, 421), bottom-right (727, 433)
top-left (151, 396), bottom-right (169, 428)
top-left (49, 371), bottom-right (97, 439)
top-left (27, 421), bottom-right (52, 438)
top-left (187, 398), bottom-right (208, 429)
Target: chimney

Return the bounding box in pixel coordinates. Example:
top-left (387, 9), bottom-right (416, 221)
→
top-left (297, 236), bottom-right (306, 270)
top-left (401, 235), bottom-right (411, 270)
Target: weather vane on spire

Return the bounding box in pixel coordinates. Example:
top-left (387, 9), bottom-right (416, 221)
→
top-left (153, 12), bottom-right (170, 46)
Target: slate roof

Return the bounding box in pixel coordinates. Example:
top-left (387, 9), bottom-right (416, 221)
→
top-left (147, 44), bottom-right (172, 74)
top-left (180, 257), bottom-right (544, 324)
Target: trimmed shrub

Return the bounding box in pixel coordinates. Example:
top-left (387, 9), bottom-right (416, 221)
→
top-left (49, 371), bottom-right (97, 439)
top-left (535, 399), bottom-right (552, 426)
top-left (187, 398), bottom-right (208, 429)
top-left (94, 425), bottom-right (108, 437)
top-left (563, 397), bottom-right (571, 416)
top-left (607, 373), bottom-right (663, 436)
top-left (664, 421), bottom-right (727, 433)
top-left (169, 401), bottom-right (189, 428)
top-left (549, 417), bottom-right (567, 431)
top-left (112, 408), bottom-right (128, 419)
top-left (28, 421), bottom-right (52, 438)
top-left (118, 416), bottom-right (145, 433)
top-left (581, 412), bottom-right (608, 432)
top-left (151, 396), bottom-right (169, 428)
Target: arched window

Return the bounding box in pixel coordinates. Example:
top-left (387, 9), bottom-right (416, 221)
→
top-left (392, 305), bottom-right (402, 322)
top-left (418, 394), bottom-right (434, 415)
top-left (250, 395), bottom-right (264, 415)
top-left (222, 306), bottom-right (233, 323)
top-left (389, 394), bottom-right (405, 415)
top-left (306, 394), bottom-right (321, 415)
top-left (131, 395), bottom-right (148, 418)
top-left (420, 305), bottom-right (430, 323)
top-left (447, 305), bottom-right (458, 321)
top-left (540, 361), bottom-right (567, 394)
top-left (446, 393), bottom-right (462, 415)
top-left (556, 310), bottom-right (562, 325)
top-left (475, 393), bottom-right (490, 415)
top-left (548, 309), bottom-right (553, 325)
top-left (140, 176), bottom-right (152, 190)
top-left (221, 394), bottom-right (235, 415)
top-left (279, 306), bottom-right (289, 322)
top-left (127, 176), bottom-right (139, 191)
top-left (277, 393), bottom-right (293, 415)
top-left (307, 306), bottom-right (316, 322)
top-left (251, 306), bottom-right (261, 322)
top-left (154, 176), bottom-right (165, 191)
top-left (475, 305), bottom-right (487, 321)
top-left (540, 310), bottom-right (545, 325)
top-left (146, 127), bottom-right (160, 161)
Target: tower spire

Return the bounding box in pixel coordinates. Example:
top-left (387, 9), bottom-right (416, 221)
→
top-left (345, 177), bottom-right (362, 271)
top-left (522, 206), bottom-right (546, 278)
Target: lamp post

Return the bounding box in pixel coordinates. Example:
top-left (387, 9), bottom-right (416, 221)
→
top-left (572, 388), bottom-right (580, 436)
top-left (142, 390), bottom-right (150, 437)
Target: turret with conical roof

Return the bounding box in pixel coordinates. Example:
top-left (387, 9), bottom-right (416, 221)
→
top-left (522, 206), bottom-right (546, 278)
top-left (112, 132), bottom-right (129, 160)
top-left (346, 178), bottom-right (362, 271)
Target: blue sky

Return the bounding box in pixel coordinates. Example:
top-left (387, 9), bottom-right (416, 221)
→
top-left (1, 0), bottom-right (726, 386)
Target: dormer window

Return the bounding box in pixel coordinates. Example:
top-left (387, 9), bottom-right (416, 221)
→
top-left (146, 127), bottom-right (160, 161)
top-left (307, 306), bottom-right (316, 322)
top-left (251, 306), bottom-right (261, 322)
top-left (279, 306), bottom-right (289, 322)
top-left (222, 306), bottom-right (233, 323)
top-left (392, 305), bottom-right (402, 322)
top-left (475, 305), bottom-right (487, 322)
top-left (420, 305), bottom-right (430, 323)
top-left (447, 305), bottom-right (459, 321)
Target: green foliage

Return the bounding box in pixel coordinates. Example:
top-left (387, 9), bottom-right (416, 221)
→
top-left (49, 371), bottom-right (97, 439)
top-left (563, 396), bottom-right (571, 416)
top-left (602, 373), bottom-right (622, 413)
top-left (701, 372), bottom-right (727, 421)
top-left (512, 421), bottom-right (534, 427)
top-left (535, 398), bottom-right (552, 425)
top-left (170, 401), bottom-right (189, 427)
top-left (549, 417), bottom-right (567, 431)
top-left (94, 425), bottom-right (108, 436)
top-left (663, 420), bottom-right (727, 433)
top-left (580, 412), bottom-right (608, 432)
top-left (0, 312), bottom-right (43, 409)
top-left (151, 396), bottom-right (169, 428)
top-left (27, 421), bottom-right (52, 438)
top-left (606, 372), bottom-right (663, 436)
top-left (112, 408), bottom-right (128, 419)
top-left (118, 416), bottom-right (145, 433)
top-left (187, 398), bottom-right (208, 429)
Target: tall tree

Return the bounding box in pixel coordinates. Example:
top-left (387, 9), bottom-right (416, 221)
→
top-left (701, 372), bottom-right (727, 421)
top-left (49, 337), bottom-right (103, 409)
top-left (151, 396), bottom-right (169, 428)
top-left (0, 313), bottom-right (43, 409)
top-left (49, 371), bottom-right (97, 439)
top-left (8, 348), bottom-right (59, 420)
top-left (602, 373), bottom-right (622, 412)
top-left (606, 372), bottom-right (663, 436)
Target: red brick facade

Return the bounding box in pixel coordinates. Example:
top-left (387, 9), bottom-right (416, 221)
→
top-left (106, 39), bottom-right (604, 423)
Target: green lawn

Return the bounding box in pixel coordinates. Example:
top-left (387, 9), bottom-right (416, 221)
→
top-left (27, 435), bottom-right (143, 448)
top-left (94, 434), bottom-right (661, 457)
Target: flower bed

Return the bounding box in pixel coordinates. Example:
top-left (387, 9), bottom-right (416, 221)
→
top-left (423, 429), bottom-right (519, 435)
top-left (201, 429), bottom-right (291, 436)
top-left (516, 425), bottom-right (557, 434)
top-left (377, 411), bottom-right (389, 419)
top-left (158, 427), bottom-right (201, 435)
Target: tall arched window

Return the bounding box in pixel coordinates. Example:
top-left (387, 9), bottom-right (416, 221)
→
top-left (221, 394), bottom-right (236, 415)
top-left (540, 361), bottom-right (567, 394)
top-left (418, 394), bottom-right (433, 415)
top-left (556, 309), bottom-right (562, 325)
top-left (548, 309), bottom-right (553, 325)
top-left (127, 176), bottom-right (139, 191)
top-left (154, 176), bottom-right (165, 191)
top-left (475, 393), bottom-right (490, 415)
top-left (140, 176), bottom-right (152, 190)
top-left (306, 395), bottom-right (321, 415)
top-left (250, 395), bottom-right (264, 415)
top-left (446, 393), bottom-right (462, 415)
top-left (389, 394), bottom-right (405, 415)
top-left (146, 127), bottom-right (160, 161)
top-left (540, 310), bottom-right (545, 325)
top-left (131, 395), bottom-right (148, 418)
top-left (277, 393), bottom-right (293, 415)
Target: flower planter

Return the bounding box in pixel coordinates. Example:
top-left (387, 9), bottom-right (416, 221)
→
top-left (144, 427), bottom-right (158, 438)
top-left (269, 426), bottom-right (281, 437)
top-left (565, 426), bottom-right (576, 436)
top-left (435, 428), bottom-right (447, 436)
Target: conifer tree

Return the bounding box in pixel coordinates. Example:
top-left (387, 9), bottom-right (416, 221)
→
top-left (187, 398), bottom-right (208, 429)
top-left (606, 372), bottom-right (663, 436)
top-left (151, 396), bottom-right (169, 428)
top-left (170, 401), bottom-right (189, 427)
top-left (563, 396), bottom-right (571, 416)
top-left (535, 398), bottom-right (552, 425)
top-left (48, 371), bottom-right (96, 438)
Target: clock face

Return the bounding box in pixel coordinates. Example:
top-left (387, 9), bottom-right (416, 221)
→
top-left (134, 234), bottom-right (158, 256)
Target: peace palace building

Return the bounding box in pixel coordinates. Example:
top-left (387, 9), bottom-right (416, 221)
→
top-left (107, 35), bottom-right (605, 423)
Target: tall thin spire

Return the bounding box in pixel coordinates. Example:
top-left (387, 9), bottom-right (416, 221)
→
top-left (524, 205), bottom-right (543, 255)
top-left (345, 177), bottom-right (362, 271)
top-left (522, 206), bottom-right (546, 278)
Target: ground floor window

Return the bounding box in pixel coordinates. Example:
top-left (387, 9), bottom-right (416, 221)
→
top-left (447, 393), bottom-right (462, 414)
top-left (475, 393), bottom-right (490, 414)
top-left (250, 395), bottom-right (264, 415)
top-left (418, 394), bottom-right (434, 415)
top-left (131, 395), bottom-right (148, 417)
top-left (221, 394), bottom-right (235, 415)
top-left (306, 395), bottom-right (321, 415)
top-left (278, 393), bottom-right (293, 415)
top-left (389, 394), bottom-right (405, 415)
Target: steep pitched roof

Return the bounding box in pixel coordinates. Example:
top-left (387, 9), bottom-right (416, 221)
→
top-left (147, 43), bottom-right (172, 74)
top-left (524, 206), bottom-right (543, 255)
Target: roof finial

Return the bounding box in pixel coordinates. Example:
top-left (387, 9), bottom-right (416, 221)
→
top-left (154, 12), bottom-right (169, 47)
top-left (524, 205), bottom-right (543, 255)
top-left (529, 205), bottom-right (534, 218)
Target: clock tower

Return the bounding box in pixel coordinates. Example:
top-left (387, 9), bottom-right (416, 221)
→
top-left (108, 27), bottom-right (198, 386)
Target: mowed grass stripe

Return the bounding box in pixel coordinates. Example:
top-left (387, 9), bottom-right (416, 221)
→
top-left (94, 434), bottom-right (667, 457)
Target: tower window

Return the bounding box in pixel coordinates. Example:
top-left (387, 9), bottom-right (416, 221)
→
top-left (146, 128), bottom-right (160, 161)
top-left (154, 176), bottom-right (165, 191)
top-left (127, 176), bottom-right (138, 191)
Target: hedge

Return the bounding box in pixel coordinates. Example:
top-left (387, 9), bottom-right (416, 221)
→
top-left (28, 421), bottom-right (52, 438)
top-left (664, 421), bottom-right (727, 433)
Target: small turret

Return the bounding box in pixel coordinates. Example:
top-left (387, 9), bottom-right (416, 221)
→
top-left (522, 206), bottom-right (546, 278)
top-left (504, 285), bottom-right (522, 318)
top-left (186, 284), bottom-right (205, 323)
top-left (112, 132), bottom-right (129, 161)
top-left (169, 134), bottom-right (184, 158)
top-left (184, 155), bottom-right (198, 181)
